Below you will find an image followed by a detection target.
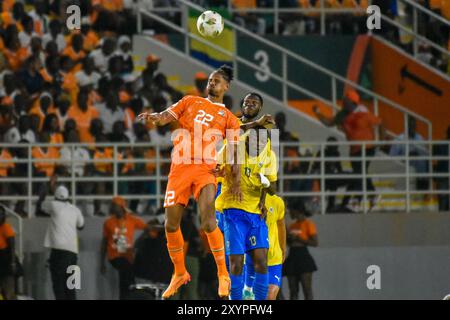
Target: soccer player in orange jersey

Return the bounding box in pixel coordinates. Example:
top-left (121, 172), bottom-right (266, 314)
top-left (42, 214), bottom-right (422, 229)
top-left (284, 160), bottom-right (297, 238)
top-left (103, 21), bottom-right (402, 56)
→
top-left (138, 65), bottom-right (243, 299)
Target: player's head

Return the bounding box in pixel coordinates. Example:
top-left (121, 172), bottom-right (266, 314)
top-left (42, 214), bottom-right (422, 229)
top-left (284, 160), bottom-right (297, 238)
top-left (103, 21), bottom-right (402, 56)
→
top-left (241, 92), bottom-right (263, 119)
top-left (208, 65), bottom-right (233, 98)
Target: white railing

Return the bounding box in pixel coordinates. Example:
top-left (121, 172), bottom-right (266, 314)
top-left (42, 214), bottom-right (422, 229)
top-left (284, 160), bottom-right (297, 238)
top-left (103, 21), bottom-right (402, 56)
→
top-left (0, 140), bottom-right (448, 216)
top-left (137, 0), bottom-right (433, 141)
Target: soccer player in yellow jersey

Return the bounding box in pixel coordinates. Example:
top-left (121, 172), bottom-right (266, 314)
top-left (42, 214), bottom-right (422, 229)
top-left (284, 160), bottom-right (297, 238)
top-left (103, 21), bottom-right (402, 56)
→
top-left (215, 93), bottom-right (274, 263)
top-left (216, 94), bottom-right (277, 300)
top-left (243, 194), bottom-right (286, 300)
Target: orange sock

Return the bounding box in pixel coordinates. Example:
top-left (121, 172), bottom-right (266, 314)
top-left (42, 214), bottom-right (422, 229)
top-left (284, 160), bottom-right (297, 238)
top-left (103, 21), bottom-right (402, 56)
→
top-left (205, 226), bottom-right (228, 277)
top-left (166, 228), bottom-right (186, 276)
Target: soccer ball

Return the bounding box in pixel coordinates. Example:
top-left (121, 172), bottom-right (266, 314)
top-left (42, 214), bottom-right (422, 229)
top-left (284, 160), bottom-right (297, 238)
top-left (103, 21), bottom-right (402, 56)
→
top-left (196, 10), bottom-right (224, 38)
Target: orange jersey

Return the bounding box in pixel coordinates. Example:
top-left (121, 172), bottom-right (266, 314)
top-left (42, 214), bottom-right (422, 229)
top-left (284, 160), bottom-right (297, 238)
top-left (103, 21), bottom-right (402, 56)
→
top-left (93, 148), bottom-right (114, 173)
top-left (0, 223), bottom-right (15, 250)
top-left (31, 147), bottom-right (60, 176)
top-left (167, 95), bottom-right (240, 165)
top-left (67, 105), bottom-right (99, 143)
top-left (103, 213), bottom-right (147, 262)
top-left (50, 133), bottom-right (64, 145)
top-left (289, 219), bottom-right (317, 241)
top-left (342, 108), bottom-right (381, 152)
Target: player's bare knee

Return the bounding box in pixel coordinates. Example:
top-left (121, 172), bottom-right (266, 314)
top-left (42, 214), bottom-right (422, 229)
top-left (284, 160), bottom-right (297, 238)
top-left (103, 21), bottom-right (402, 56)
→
top-left (229, 256), bottom-right (244, 275)
top-left (165, 220), bottom-right (179, 233)
top-left (253, 256), bottom-right (268, 274)
top-left (200, 214), bottom-right (217, 233)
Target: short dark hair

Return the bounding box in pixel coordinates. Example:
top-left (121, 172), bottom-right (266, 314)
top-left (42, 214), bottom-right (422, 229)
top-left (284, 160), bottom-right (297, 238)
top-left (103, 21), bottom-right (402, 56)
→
top-left (247, 92), bottom-right (263, 107)
top-left (216, 65), bottom-right (233, 83)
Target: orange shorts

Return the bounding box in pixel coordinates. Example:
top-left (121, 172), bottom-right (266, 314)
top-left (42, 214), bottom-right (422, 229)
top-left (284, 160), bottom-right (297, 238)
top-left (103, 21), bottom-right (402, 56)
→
top-left (164, 163), bottom-right (217, 208)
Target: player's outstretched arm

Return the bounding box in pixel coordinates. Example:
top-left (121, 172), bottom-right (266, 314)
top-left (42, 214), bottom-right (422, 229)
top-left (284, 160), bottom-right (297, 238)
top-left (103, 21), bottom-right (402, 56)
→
top-left (137, 110), bottom-right (176, 126)
top-left (241, 114), bottom-right (275, 131)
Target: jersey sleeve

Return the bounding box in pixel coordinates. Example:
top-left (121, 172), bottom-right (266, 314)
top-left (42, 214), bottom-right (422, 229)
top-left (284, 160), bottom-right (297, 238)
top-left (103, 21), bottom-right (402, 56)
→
top-left (167, 96), bottom-right (190, 120)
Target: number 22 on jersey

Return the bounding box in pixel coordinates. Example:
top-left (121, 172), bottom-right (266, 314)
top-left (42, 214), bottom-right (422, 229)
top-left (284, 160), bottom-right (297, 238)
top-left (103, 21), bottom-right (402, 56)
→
top-left (194, 110), bottom-right (214, 126)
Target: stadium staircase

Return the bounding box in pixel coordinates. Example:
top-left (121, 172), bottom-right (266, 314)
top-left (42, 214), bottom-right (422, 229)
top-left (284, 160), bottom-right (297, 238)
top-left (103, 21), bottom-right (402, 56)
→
top-left (132, 0), bottom-right (438, 212)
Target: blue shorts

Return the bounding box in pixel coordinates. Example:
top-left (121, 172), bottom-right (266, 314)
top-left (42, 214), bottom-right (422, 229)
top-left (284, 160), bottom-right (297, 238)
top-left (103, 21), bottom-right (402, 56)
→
top-left (223, 208), bottom-right (269, 256)
top-left (268, 264), bottom-right (282, 287)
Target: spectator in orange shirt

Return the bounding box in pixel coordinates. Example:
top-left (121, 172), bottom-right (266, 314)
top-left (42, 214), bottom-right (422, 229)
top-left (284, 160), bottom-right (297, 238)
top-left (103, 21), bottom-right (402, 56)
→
top-left (284, 199), bottom-right (318, 300)
top-left (3, 30), bottom-right (29, 72)
top-left (100, 196), bottom-right (150, 300)
top-left (32, 131), bottom-right (60, 178)
top-left (0, 1), bottom-right (25, 30)
top-left (29, 92), bottom-right (52, 131)
top-left (68, 88), bottom-right (99, 143)
top-left (43, 113), bottom-right (64, 145)
top-left (32, 131), bottom-right (61, 216)
top-left (0, 206), bottom-right (21, 300)
top-left (81, 19), bottom-right (100, 53)
top-left (60, 56), bottom-right (79, 102)
top-left (62, 34), bottom-right (86, 72)
top-left (314, 91), bottom-right (385, 211)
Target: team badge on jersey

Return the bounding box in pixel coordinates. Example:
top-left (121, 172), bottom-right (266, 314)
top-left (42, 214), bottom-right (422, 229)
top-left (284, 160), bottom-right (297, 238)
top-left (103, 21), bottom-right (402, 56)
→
top-left (218, 110), bottom-right (225, 117)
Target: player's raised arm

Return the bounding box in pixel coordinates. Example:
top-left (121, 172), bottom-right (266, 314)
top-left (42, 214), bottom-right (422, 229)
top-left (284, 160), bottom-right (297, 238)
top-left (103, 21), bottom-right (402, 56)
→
top-left (137, 95), bottom-right (190, 126)
top-left (137, 110), bottom-right (176, 126)
top-left (240, 114), bottom-right (276, 131)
